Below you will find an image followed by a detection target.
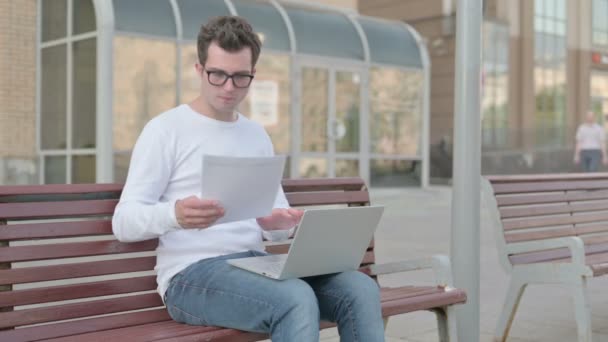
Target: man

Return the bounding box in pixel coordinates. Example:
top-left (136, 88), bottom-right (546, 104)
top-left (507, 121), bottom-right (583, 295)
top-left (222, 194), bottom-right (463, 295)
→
top-left (574, 111), bottom-right (607, 172)
top-left (112, 16), bottom-right (385, 342)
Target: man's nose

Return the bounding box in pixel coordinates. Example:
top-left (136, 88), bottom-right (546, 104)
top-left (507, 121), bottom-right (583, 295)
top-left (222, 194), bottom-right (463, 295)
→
top-left (222, 78), bottom-right (236, 91)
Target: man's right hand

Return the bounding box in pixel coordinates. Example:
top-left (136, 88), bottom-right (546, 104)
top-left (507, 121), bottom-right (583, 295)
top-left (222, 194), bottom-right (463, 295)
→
top-left (175, 196), bottom-right (224, 229)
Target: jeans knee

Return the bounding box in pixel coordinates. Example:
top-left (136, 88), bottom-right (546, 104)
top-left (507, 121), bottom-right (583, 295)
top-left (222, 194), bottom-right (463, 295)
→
top-left (341, 271), bottom-right (381, 304)
top-left (277, 280), bottom-right (320, 321)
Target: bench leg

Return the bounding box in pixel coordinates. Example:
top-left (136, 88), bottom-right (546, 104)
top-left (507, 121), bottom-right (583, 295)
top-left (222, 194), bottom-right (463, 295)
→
top-left (494, 278), bottom-right (527, 342)
top-left (433, 306), bottom-right (458, 342)
top-left (572, 278), bottom-right (592, 342)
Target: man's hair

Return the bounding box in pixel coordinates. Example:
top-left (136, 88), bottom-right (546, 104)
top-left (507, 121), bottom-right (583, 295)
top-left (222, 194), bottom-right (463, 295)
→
top-left (197, 16), bottom-right (262, 68)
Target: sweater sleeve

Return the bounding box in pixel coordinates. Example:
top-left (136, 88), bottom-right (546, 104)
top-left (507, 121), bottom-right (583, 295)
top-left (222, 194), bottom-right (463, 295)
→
top-left (112, 121), bottom-right (181, 242)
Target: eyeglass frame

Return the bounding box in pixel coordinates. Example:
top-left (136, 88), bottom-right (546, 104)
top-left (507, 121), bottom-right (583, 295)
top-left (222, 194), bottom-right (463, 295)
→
top-left (203, 66), bottom-right (255, 88)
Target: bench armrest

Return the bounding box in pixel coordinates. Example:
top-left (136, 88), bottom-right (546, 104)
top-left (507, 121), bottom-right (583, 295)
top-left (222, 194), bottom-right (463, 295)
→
top-left (366, 255), bottom-right (454, 288)
top-left (505, 236), bottom-right (586, 265)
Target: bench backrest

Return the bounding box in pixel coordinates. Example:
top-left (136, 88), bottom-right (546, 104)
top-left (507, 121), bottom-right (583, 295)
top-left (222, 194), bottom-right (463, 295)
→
top-left (0, 177), bottom-right (372, 332)
top-left (484, 173), bottom-right (608, 270)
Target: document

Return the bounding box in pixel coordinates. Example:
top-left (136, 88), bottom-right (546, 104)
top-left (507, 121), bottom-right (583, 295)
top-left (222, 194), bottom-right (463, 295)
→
top-left (201, 154), bottom-right (286, 225)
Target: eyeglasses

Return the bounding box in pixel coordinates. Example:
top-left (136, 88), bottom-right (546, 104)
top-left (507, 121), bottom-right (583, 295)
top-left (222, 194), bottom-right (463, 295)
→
top-left (204, 67), bottom-right (254, 88)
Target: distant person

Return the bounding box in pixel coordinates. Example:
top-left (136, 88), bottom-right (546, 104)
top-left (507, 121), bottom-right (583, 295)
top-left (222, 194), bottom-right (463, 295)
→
top-left (574, 111), bottom-right (607, 172)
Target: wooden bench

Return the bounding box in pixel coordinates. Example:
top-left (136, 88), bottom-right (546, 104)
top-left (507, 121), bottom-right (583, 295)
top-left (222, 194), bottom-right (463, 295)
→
top-left (0, 177), bottom-right (466, 341)
top-left (483, 173), bottom-right (608, 342)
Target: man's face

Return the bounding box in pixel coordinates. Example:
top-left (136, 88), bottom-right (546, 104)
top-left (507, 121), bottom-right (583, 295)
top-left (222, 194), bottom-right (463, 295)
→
top-left (196, 42), bottom-right (255, 117)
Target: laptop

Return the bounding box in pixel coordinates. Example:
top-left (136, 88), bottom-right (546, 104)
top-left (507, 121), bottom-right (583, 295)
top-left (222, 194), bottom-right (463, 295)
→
top-left (227, 206), bottom-right (384, 280)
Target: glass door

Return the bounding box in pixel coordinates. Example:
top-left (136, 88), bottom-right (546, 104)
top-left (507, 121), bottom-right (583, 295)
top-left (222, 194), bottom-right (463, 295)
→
top-left (294, 62), bottom-right (364, 178)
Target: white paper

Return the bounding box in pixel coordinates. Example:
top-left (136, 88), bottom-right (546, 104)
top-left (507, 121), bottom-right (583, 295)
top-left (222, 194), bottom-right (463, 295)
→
top-left (201, 155), bottom-right (286, 225)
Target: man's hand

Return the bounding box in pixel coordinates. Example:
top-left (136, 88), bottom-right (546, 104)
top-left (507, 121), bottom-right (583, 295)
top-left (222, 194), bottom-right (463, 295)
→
top-left (257, 208), bottom-right (304, 231)
top-left (175, 196), bottom-right (224, 229)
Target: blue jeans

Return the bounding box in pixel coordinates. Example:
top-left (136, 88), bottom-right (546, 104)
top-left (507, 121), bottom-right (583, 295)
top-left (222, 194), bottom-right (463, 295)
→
top-left (164, 250), bottom-right (385, 342)
top-left (581, 149), bottom-right (602, 172)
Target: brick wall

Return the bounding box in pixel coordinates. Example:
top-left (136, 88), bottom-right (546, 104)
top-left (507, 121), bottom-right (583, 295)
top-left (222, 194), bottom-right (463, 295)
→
top-left (0, 0), bottom-right (38, 184)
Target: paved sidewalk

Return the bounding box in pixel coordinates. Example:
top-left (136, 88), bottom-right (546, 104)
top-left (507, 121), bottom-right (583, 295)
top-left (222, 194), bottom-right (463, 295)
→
top-left (334, 186), bottom-right (608, 342)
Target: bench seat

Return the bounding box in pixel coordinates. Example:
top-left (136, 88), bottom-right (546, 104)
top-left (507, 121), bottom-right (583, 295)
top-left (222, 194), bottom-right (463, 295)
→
top-left (0, 178), bottom-right (465, 341)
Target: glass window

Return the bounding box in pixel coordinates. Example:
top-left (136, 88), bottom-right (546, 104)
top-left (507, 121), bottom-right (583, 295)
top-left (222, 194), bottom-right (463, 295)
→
top-left (358, 17), bottom-right (422, 68)
top-left (370, 159), bottom-right (420, 187)
top-left (534, 0), bottom-right (567, 148)
top-left (593, 0), bottom-right (608, 47)
top-left (231, 0), bottom-right (290, 52)
top-left (42, 0), bottom-right (67, 42)
top-left (369, 67), bottom-right (423, 156)
top-left (335, 71), bottom-right (360, 153)
top-left (73, 0), bottom-right (96, 35)
top-left (113, 0), bottom-right (176, 37)
top-left (299, 158), bottom-right (328, 178)
top-left (300, 68), bottom-right (329, 153)
top-left (482, 21), bottom-right (509, 151)
top-left (113, 152), bottom-right (131, 183)
top-left (41, 45), bottom-right (67, 150)
top-left (73, 38), bottom-right (97, 149)
top-left (239, 53), bottom-right (291, 154)
top-left (335, 159), bottom-right (359, 177)
top-left (72, 155), bottom-right (96, 183)
top-left (113, 36), bottom-right (177, 152)
top-left (178, 0), bottom-right (232, 40)
top-left (284, 5), bottom-right (364, 60)
top-left (44, 156), bottom-right (67, 184)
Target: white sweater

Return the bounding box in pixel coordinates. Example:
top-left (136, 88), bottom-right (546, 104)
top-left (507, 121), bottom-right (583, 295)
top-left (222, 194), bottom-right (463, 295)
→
top-left (112, 104), bottom-right (290, 299)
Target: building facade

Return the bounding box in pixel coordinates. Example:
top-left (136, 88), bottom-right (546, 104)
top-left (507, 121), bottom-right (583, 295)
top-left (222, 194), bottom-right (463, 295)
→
top-left (0, 0), bottom-right (430, 187)
top-left (361, 0), bottom-right (608, 180)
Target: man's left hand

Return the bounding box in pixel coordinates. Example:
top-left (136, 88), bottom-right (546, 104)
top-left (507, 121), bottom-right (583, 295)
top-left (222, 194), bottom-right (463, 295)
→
top-left (257, 208), bottom-right (304, 231)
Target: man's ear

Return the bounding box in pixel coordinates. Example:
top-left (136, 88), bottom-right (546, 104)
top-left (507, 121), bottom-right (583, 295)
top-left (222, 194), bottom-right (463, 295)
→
top-left (195, 63), bottom-right (203, 74)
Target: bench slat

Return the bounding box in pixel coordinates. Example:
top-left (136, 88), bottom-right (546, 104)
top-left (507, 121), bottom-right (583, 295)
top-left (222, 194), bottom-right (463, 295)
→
top-left (496, 190), bottom-right (608, 206)
top-left (499, 201), bottom-right (608, 219)
top-left (503, 212), bottom-right (608, 231)
top-left (492, 180), bottom-right (608, 194)
top-left (281, 177), bottom-right (364, 192)
top-left (0, 292), bottom-right (163, 329)
top-left (508, 242), bottom-right (608, 265)
top-left (0, 183), bottom-right (123, 197)
top-left (0, 199), bottom-right (118, 220)
top-left (285, 191), bottom-right (369, 206)
top-left (15, 286), bottom-right (466, 342)
top-left (0, 308), bottom-right (171, 342)
top-left (0, 256), bottom-right (156, 286)
top-left (504, 227), bottom-right (576, 243)
top-left (0, 275), bottom-right (156, 307)
top-left (0, 219), bottom-right (112, 240)
top-left (0, 239), bottom-right (158, 263)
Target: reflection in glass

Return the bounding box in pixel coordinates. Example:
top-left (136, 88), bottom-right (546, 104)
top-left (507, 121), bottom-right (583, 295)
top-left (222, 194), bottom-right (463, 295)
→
top-left (72, 155), bottom-right (96, 183)
top-left (335, 72), bottom-right (360, 153)
top-left (534, 0), bottom-right (567, 148)
top-left (113, 36), bottom-right (176, 151)
top-left (73, 0), bottom-right (96, 34)
top-left (240, 54), bottom-right (291, 154)
top-left (482, 22), bottom-right (509, 150)
top-left (299, 158), bottom-right (327, 178)
top-left (301, 68), bottom-right (328, 153)
top-left (370, 159), bottom-right (420, 187)
top-left (42, 0), bottom-right (67, 42)
top-left (73, 38), bottom-right (97, 149)
top-left (593, 0), bottom-right (608, 46)
top-left (41, 45), bottom-right (67, 150)
top-left (44, 156), bottom-right (66, 184)
top-left (114, 152), bottom-right (132, 183)
top-left (336, 159), bottom-right (359, 177)
top-left (370, 67), bottom-right (423, 156)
